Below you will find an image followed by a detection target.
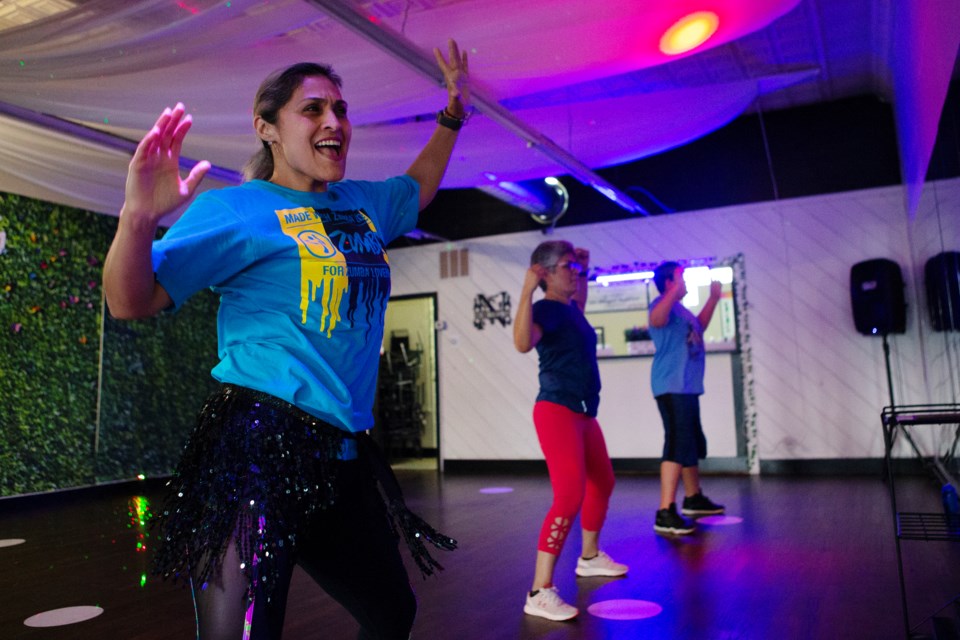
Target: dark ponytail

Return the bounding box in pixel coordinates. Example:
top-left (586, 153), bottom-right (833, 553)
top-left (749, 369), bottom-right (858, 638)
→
top-left (243, 62), bottom-right (343, 182)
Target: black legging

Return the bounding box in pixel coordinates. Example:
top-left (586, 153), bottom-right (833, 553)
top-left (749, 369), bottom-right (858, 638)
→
top-left (194, 461), bottom-right (417, 640)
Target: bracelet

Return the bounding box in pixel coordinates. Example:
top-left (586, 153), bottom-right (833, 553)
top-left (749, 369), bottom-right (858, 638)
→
top-left (436, 108), bottom-right (467, 131)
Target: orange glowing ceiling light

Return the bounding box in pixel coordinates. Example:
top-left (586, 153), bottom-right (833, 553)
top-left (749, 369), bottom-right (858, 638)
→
top-left (660, 11), bottom-right (720, 55)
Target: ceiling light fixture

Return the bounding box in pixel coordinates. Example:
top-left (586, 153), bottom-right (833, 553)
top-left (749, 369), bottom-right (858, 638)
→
top-left (594, 265), bottom-right (732, 287)
top-left (595, 271), bottom-right (655, 286)
top-left (476, 176), bottom-right (570, 225)
top-left (660, 11), bottom-right (720, 55)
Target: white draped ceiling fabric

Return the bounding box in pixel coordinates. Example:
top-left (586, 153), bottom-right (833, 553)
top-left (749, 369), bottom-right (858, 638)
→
top-left (890, 0), bottom-right (960, 218)
top-left (0, 0), bottom-right (954, 223)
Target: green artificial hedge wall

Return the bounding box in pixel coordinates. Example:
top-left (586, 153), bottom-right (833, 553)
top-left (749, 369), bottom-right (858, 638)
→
top-left (0, 193), bottom-right (219, 497)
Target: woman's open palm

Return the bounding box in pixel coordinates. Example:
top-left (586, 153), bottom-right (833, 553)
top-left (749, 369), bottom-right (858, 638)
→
top-left (123, 103), bottom-right (210, 221)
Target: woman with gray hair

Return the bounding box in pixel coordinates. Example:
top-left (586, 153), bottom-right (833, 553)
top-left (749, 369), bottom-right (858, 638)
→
top-left (513, 240), bottom-right (627, 622)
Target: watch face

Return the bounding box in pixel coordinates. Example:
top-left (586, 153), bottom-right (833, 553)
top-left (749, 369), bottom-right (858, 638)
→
top-left (437, 110), bottom-right (464, 130)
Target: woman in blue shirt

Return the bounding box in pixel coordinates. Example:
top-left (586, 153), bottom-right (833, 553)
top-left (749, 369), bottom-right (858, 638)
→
top-left (103, 41), bottom-right (468, 640)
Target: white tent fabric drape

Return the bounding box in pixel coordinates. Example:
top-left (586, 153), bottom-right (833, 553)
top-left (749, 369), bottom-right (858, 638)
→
top-left (0, 0), bottom-right (953, 222)
top-left (0, 0), bottom-right (802, 218)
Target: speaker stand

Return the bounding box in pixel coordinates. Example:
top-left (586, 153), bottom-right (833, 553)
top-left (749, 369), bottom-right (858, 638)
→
top-left (884, 334), bottom-right (957, 487)
top-left (883, 334), bottom-right (926, 471)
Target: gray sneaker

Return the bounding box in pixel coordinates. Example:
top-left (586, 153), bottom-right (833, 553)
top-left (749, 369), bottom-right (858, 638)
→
top-left (575, 550), bottom-right (628, 577)
top-left (523, 586), bottom-right (578, 621)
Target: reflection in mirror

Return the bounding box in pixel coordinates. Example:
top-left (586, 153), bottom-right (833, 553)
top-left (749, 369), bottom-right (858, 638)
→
top-left (585, 259), bottom-right (739, 358)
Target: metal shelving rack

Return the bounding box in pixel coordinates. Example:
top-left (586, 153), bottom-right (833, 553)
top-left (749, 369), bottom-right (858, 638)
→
top-left (377, 335), bottom-right (426, 459)
top-left (881, 404), bottom-right (960, 639)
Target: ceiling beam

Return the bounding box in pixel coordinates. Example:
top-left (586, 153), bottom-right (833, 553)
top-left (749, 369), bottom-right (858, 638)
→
top-left (0, 100), bottom-right (242, 185)
top-left (305, 0), bottom-right (649, 215)
top-left (0, 100), bottom-right (437, 241)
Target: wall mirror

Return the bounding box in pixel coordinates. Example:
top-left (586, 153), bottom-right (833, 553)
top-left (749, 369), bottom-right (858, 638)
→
top-left (584, 257), bottom-right (742, 358)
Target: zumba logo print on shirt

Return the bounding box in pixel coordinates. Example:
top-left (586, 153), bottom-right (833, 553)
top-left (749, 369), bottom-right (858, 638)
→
top-left (275, 206), bottom-right (391, 338)
top-left (685, 317), bottom-right (705, 359)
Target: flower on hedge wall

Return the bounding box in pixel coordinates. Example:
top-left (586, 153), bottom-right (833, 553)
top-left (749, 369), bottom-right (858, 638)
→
top-left (69, 295), bottom-right (79, 304)
top-left (87, 280), bottom-right (97, 289)
top-left (87, 255), bottom-right (99, 266)
top-left (79, 335), bottom-right (88, 345)
top-left (12, 322), bottom-right (22, 333)
top-left (40, 261), bottom-right (48, 269)
top-left (29, 305), bottom-right (41, 314)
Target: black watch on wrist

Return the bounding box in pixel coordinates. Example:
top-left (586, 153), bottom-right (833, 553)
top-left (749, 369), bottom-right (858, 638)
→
top-left (436, 108), bottom-right (466, 131)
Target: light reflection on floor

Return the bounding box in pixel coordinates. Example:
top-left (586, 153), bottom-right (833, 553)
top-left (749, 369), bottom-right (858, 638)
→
top-left (696, 515), bottom-right (743, 526)
top-left (587, 599), bottom-right (663, 621)
top-left (389, 457), bottom-right (438, 471)
top-left (24, 606), bottom-right (104, 627)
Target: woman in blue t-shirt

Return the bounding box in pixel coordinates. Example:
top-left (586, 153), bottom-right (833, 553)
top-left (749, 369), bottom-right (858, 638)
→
top-left (103, 41), bottom-right (469, 640)
top-left (513, 240), bottom-right (628, 622)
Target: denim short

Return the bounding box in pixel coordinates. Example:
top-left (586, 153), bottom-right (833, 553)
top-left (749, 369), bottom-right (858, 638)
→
top-left (655, 393), bottom-right (707, 466)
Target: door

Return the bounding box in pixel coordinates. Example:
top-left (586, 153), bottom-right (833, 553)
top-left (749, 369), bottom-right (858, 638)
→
top-left (380, 293), bottom-right (439, 470)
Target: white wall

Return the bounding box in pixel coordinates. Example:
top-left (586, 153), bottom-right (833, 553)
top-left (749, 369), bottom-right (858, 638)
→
top-left (388, 178), bottom-right (960, 464)
top-left (596, 353), bottom-right (739, 460)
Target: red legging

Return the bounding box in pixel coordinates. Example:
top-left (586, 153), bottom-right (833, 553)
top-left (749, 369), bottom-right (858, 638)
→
top-left (533, 400), bottom-right (615, 555)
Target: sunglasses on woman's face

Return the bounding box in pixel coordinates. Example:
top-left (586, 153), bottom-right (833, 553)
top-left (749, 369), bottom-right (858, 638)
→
top-left (552, 261), bottom-right (583, 274)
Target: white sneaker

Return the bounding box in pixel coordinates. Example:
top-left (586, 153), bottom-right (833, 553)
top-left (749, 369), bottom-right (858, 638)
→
top-left (523, 586), bottom-right (578, 621)
top-left (575, 550), bottom-right (629, 577)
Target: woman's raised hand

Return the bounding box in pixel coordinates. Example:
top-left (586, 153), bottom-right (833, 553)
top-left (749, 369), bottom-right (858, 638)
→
top-left (434, 39), bottom-right (470, 118)
top-left (574, 247), bottom-right (590, 271)
top-left (121, 103), bottom-right (210, 223)
top-left (522, 264), bottom-right (546, 296)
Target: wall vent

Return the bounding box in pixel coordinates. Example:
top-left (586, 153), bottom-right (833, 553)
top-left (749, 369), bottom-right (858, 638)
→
top-left (440, 248), bottom-right (469, 279)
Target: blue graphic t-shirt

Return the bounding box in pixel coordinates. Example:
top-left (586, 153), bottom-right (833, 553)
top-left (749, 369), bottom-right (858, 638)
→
top-left (151, 176), bottom-right (419, 432)
top-left (532, 299), bottom-right (601, 416)
top-left (648, 297), bottom-right (706, 397)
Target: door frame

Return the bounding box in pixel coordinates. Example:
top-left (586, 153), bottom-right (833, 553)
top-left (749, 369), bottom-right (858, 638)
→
top-left (384, 292), bottom-right (440, 469)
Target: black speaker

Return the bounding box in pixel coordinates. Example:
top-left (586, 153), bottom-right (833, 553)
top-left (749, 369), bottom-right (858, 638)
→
top-left (925, 251), bottom-right (960, 332)
top-left (850, 259), bottom-right (906, 335)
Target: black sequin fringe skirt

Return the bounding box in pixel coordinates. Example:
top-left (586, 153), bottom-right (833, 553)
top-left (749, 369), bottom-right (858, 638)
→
top-left (151, 384), bottom-right (457, 600)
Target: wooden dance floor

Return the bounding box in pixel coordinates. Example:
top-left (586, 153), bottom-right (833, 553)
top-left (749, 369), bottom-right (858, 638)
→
top-left (2, 469), bottom-right (958, 639)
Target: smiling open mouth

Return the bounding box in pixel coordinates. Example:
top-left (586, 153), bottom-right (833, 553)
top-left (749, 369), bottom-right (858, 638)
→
top-left (314, 140), bottom-right (342, 157)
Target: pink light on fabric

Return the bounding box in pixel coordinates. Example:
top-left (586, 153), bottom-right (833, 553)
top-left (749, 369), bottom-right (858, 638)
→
top-left (623, 0), bottom-right (800, 68)
top-left (890, 0), bottom-right (960, 218)
top-left (660, 11), bottom-right (720, 55)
